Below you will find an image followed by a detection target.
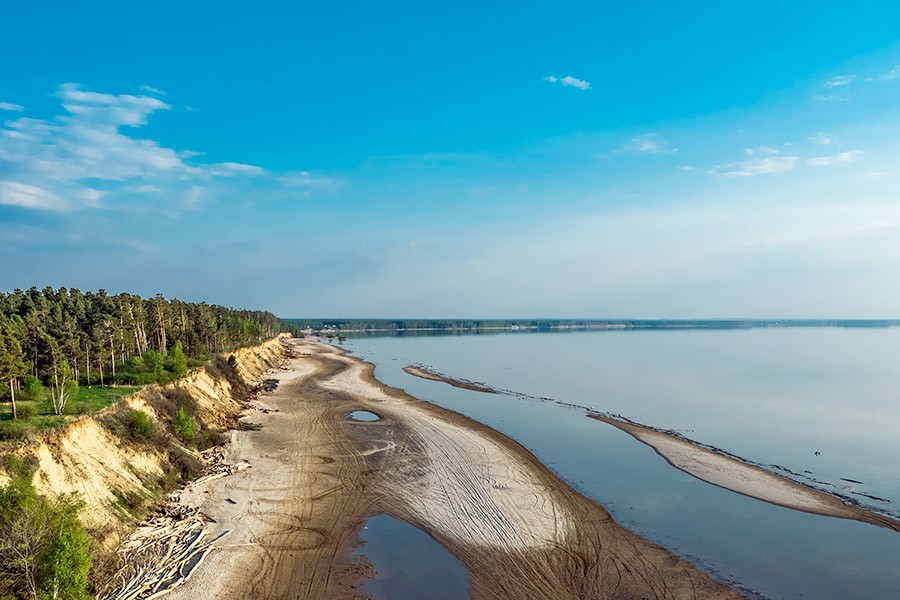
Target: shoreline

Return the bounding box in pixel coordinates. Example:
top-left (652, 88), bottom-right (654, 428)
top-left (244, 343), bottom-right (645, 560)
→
top-left (403, 364), bottom-right (900, 533)
top-left (129, 339), bottom-right (743, 599)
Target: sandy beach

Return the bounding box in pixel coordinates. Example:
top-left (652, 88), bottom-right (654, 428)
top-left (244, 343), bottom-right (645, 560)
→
top-left (148, 339), bottom-right (742, 599)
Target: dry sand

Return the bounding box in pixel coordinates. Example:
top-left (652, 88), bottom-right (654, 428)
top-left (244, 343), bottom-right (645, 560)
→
top-left (155, 340), bottom-right (743, 600)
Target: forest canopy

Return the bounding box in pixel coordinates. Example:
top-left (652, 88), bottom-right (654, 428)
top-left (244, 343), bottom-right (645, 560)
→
top-left (0, 287), bottom-right (297, 402)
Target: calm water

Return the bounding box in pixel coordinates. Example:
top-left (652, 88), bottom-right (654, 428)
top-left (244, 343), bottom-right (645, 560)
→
top-left (356, 514), bottom-right (470, 599)
top-left (345, 329), bottom-right (900, 600)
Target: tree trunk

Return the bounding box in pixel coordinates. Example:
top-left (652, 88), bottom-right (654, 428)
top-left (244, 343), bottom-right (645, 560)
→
top-left (109, 335), bottom-right (116, 382)
top-left (9, 378), bottom-right (16, 420)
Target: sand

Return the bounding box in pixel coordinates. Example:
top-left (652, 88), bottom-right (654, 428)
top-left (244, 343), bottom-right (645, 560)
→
top-left (152, 340), bottom-right (743, 599)
top-left (593, 416), bottom-right (900, 533)
top-left (403, 363), bottom-right (900, 534)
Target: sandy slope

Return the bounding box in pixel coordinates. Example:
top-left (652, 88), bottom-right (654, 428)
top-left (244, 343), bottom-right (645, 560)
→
top-left (159, 340), bottom-right (742, 600)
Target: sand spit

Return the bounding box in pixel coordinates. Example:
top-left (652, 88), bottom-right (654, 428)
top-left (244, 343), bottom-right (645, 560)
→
top-left (153, 341), bottom-right (742, 600)
top-left (406, 364), bottom-right (900, 534)
top-left (402, 365), bottom-right (496, 393)
top-left (592, 416), bottom-right (900, 533)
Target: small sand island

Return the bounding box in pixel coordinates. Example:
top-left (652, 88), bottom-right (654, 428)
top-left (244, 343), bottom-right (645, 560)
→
top-left (130, 339), bottom-right (742, 599)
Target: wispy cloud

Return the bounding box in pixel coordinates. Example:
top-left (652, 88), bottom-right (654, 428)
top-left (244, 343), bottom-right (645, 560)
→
top-left (139, 85), bottom-right (167, 95)
top-left (545, 75), bottom-right (591, 90)
top-left (708, 156), bottom-right (799, 177)
top-left (807, 150), bottom-right (863, 166)
top-left (743, 146), bottom-right (780, 156)
top-left (208, 162), bottom-right (266, 176)
top-left (622, 133), bottom-right (676, 154)
top-left (809, 132), bottom-right (832, 145)
top-left (277, 170), bottom-right (336, 188)
top-left (0, 102), bottom-right (24, 111)
top-left (0, 83), bottom-right (329, 212)
top-left (825, 74), bottom-right (855, 87)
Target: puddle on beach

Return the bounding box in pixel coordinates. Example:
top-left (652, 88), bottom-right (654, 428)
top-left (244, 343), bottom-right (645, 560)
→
top-left (347, 410), bottom-right (381, 421)
top-left (355, 514), bottom-right (470, 600)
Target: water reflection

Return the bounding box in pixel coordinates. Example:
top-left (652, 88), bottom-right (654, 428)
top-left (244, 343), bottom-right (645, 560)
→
top-left (348, 330), bottom-right (900, 600)
top-left (347, 410), bottom-right (381, 422)
top-left (356, 514), bottom-right (470, 600)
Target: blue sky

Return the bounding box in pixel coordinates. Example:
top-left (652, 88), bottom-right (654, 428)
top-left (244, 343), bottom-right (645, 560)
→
top-left (3, 1), bottom-right (900, 317)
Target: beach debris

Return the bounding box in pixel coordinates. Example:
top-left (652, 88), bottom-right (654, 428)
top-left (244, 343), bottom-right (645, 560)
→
top-left (100, 509), bottom-right (230, 600)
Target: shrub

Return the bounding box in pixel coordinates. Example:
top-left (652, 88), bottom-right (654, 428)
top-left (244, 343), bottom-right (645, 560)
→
top-left (128, 410), bottom-right (154, 438)
top-left (19, 376), bottom-right (45, 403)
top-left (15, 401), bottom-right (38, 419)
top-left (0, 421), bottom-right (28, 441)
top-left (0, 475), bottom-right (91, 600)
top-left (173, 407), bottom-right (195, 442)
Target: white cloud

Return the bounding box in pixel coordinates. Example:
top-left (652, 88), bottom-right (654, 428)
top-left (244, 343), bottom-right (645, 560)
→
top-left (139, 85), bottom-right (167, 95)
top-left (807, 150), bottom-right (863, 166)
top-left (809, 132), bottom-right (832, 145)
top-left (623, 133), bottom-right (676, 154)
top-left (561, 75), bottom-right (590, 90)
top-left (0, 181), bottom-right (67, 210)
top-left (744, 146), bottom-right (780, 156)
top-left (545, 75), bottom-right (590, 90)
top-left (883, 65), bottom-right (900, 80)
top-left (208, 162), bottom-right (265, 176)
top-left (0, 83), bottom-right (306, 212)
top-left (825, 74), bottom-right (855, 87)
top-left (0, 102), bottom-right (24, 111)
top-left (708, 156), bottom-right (799, 177)
top-left (277, 170), bottom-right (334, 187)
top-left (124, 184), bottom-right (161, 193)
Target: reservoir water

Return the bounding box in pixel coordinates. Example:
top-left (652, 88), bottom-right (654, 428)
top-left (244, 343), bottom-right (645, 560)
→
top-left (344, 328), bottom-right (900, 600)
top-left (356, 514), bottom-right (470, 599)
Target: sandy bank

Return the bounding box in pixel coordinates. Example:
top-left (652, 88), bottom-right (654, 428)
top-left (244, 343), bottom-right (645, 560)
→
top-left (145, 340), bottom-right (741, 600)
top-left (592, 416), bottom-right (900, 533)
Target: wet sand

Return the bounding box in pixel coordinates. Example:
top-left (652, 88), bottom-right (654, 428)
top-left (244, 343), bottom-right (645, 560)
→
top-left (402, 362), bottom-right (900, 534)
top-left (592, 416), bottom-right (900, 533)
top-left (160, 340), bottom-right (742, 599)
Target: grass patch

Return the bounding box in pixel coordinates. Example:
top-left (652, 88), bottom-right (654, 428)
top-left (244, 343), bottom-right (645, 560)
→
top-left (0, 386), bottom-right (140, 443)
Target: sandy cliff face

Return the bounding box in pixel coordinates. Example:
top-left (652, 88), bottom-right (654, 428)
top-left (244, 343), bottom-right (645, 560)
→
top-left (1, 335), bottom-right (290, 550)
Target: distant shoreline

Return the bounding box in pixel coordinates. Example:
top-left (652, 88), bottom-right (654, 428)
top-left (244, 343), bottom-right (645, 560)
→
top-left (290, 318), bottom-right (900, 336)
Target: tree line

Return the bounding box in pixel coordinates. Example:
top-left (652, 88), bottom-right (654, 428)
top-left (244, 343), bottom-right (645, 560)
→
top-left (0, 287), bottom-right (298, 418)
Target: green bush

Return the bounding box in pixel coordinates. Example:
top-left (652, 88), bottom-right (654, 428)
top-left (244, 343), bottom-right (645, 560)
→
top-left (15, 401), bottom-right (38, 419)
top-left (173, 407), bottom-right (195, 442)
top-left (128, 410), bottom-right (154, 438)
top-left (19, 376), bottom-right (45, 403)
top-left (0, 475), bottom-right (91, 600)
top-left (0, 421), bottom-right (28, 441)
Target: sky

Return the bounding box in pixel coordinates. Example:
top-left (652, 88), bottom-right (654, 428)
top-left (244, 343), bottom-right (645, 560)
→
top-left (2, 1), bottom-right (900, 318)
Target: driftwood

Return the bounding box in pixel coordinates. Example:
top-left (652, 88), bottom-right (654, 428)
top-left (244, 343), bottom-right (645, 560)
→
top-left (100, 511), bottom-right (229, 600)
top-left (101, 450), bottom-right (254, 600)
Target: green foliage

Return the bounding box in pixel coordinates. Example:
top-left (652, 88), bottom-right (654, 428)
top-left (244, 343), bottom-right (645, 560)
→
top-left (0, 420), bottom-right (28, 441)
top-left (173, 407), bottom-right (195, 442)
top-left (128, 410), bottom-right (154, 438)
top-left (20, 376), bottom-right (45, 403)
top-left (49, 360), bottom-right (78, 416)
top-left (168, 341), bottom-right (188, 377)
top-left (143, 350), bottom-right (164, 377)
top-left (0, 474), bottom-right (91, 600)
top-left (14, 401), bottom-right (37, 419)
